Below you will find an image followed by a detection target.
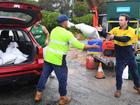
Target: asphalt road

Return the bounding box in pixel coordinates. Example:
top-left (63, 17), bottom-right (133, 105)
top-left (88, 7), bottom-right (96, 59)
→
top-left (0, 48), bottom-right (140, 105)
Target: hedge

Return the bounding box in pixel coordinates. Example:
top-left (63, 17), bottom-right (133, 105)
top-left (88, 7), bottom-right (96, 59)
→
top-left (41, 11), bottom-right (93, 34)
top-left (41, 10), bottom-right (60, 32)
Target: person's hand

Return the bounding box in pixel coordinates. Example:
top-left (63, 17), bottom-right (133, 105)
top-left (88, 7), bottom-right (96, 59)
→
top-left (92, 44), bottom-right (100, 49)
top-left (107, 34), bottom-right (114, 40)
top-left (75, 33), bottom-right (82, 40)
top-left (95, 26), bottom-right (103, 32)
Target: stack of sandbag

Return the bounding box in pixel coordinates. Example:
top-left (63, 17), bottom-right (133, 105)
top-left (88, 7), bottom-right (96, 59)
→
top-left (0, 42), bottom-right (28, 65)
top-left (75, 23), bottom-right (100, 39)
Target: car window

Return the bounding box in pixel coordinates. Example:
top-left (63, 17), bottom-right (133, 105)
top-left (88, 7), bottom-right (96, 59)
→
top-left (0, 29), bottom-right (31, 42)
top-left (17, 30), bottom-right (30, 41)
top-left (0, 11), bottom-right (32, 23)
top-left (0, 29), bottom-right (12, 40)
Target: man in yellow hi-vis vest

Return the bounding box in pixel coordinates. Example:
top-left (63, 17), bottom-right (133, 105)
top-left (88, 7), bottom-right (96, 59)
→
top-left (97, 14), bottom-right (140, 98)
top-left (34, 15), bottom-right (99, 104)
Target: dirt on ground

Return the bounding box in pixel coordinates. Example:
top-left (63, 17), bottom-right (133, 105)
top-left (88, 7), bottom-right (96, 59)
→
top-left (0, 48), bottom-right (140, 105)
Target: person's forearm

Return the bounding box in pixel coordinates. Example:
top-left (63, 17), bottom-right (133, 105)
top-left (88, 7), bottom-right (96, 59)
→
top-left (83, 44), bottom-right (98, 50)
top-left (46, 33), bottom-right (49, 40)
top-left (43, 26), bottom-right (49, 40)
top-left (114, 36), bottom-right (130, 42)
top-left (98, 30), bottom-right (108, 38)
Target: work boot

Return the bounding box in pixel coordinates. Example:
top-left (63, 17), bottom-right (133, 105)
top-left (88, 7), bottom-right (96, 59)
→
top-left (59, 96), bottom-right (71, 105)
top-left (34, 91), bottom-right (42, 102)
top-left (114, 90), bottom-right (121, 98)
top-left (133, 86), bottom-right (140, 94)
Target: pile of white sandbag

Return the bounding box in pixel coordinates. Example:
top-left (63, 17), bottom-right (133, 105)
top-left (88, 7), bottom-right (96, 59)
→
top-left (0, 42), bottom-right (28, 66)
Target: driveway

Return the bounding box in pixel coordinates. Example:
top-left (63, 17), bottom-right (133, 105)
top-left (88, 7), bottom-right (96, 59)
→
top-left (0, 48), bottom-right (140, 105)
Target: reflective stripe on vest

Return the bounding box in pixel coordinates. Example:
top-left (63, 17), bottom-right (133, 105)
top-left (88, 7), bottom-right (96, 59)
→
top-left (69, 38), bottom-right (77, 44)
top-left (47, 47), bottom-right (67, 55)
top-left (50, 39), bottom-right (68, 45)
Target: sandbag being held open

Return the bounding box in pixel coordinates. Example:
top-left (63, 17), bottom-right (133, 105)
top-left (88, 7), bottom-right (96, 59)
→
top-left (75, 23), bottom-right (100, 39)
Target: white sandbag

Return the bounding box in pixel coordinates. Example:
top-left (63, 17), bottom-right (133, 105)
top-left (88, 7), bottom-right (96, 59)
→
top-left (0, 50), bottom-right (3, 65)
top-left (0, 50), bottom-right (3, 58)
top-left (6, 44), bottom-right (25, 57)
top-left (12, 48), bottom-right (24, 56)
top-left (5, 42), bottom-right (28, 64)
top-left (6, 42), bottom-right (19, 54)
top-left (8, 42), bottom-right (18, 48)
top-left (1, 53), bottom-right (16, 64)
top-left (23, 54), bottom-right (29, 58)
top-left (75, 23), bottom-right (100, 39)
top-left (11, 48), bottom-right (28, 64)
top-left (6, 47), bottom-right (24, 58)
top-left (6, 47), bottom-right (14, 54)
top-left (14, 55), bottom-right (27, 64)
top-left (122, 66), bottom-right (129, 79)
top-left (0, 59), bottom-right (2, 65)
top-left (67, 21), bottom-right (75, 28)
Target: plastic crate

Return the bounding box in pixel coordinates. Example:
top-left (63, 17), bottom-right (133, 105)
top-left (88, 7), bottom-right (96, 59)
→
top-left (87, 39), bottom-right (103, 52)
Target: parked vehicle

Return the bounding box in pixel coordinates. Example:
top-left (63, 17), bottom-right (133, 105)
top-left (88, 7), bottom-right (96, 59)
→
top-left (0, 2), bottom-right (43, 85)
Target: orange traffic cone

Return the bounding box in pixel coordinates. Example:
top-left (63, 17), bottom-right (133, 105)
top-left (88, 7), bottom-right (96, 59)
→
top-left (95, 62), bottom-right (105, 79)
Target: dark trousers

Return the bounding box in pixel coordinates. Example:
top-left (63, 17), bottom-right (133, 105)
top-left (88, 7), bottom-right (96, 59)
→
top-left (115, 57), bottom-right (140, 90)
top-left (36, 56), bottom-right (68, 96)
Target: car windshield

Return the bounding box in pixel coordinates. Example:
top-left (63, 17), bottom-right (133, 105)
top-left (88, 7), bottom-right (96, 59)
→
top-left (0, 11), bottom-right (32, 22)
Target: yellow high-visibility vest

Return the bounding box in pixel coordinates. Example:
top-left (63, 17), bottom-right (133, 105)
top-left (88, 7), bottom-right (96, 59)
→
top-left (44, 26), bottom-right (84, 65)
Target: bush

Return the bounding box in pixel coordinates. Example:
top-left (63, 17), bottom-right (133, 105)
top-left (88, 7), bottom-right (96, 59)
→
top-left (74, 2), bottom-right (89, 17)
top-left (41, 10), bottom-right (93, 39)
top-left (41, 10), bottom-right (60, 32)
top-left (72, 14), bottom-right (93, 26)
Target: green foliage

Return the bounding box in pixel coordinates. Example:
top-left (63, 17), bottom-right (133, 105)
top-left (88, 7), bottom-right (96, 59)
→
top-left (72, 14), bottom-right (92, 26)
top-left (41, 10), bottom-right (60, 32)
top-left (73, 2), bottom-right (89, 17)
top-left (41, 10), bottom-right (92, 35)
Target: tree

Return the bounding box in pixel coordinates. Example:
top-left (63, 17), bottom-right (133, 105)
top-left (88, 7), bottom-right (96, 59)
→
top-left (73, 1), bottom-right (89, 17)
top-left (39, 0), bottom-right (72, 16)
top-left (86, 0), bottom-right (108, 13)
top-left (41, 10), bottom-right (60, 32)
